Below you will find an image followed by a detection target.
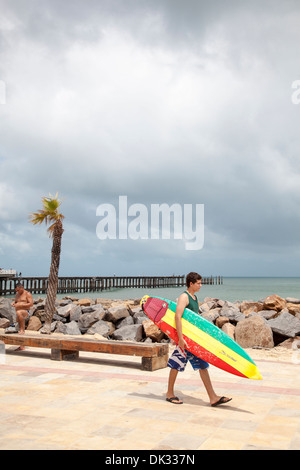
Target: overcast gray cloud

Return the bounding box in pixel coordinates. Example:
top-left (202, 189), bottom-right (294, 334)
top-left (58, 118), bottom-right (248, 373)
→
top-left (1, 0), bottom-right (300, 277)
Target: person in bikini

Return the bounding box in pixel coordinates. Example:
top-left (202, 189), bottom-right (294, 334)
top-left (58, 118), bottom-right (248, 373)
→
top-left (11, 283), bottom-right (33, 350)
top-left (166, 272), bottom-right (232, 407)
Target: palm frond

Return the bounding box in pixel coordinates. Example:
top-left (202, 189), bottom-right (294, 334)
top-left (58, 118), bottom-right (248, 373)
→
top-left (29, 211), bottom-right (48, 225)
top-left (43, 196), bottom-right (60, 213)
top-left (29, 193), bottom-right (65, 238)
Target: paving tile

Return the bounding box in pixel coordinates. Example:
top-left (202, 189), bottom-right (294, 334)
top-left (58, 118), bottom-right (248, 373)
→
top-left (124, 407), bottom-right (191, 423)
top-left (210, 427), bottom-right (255, 444)
top-left (91, 424), bottom-right (134, 438)
top-left (157, 432), bottom-right (207, 450)
top-left (246, 432), bottom-right (291, 450)
top-left (269, 407), bottom-right (300, 418)
top-left (220, 418), bottom-right (258, 431)
top-left (255, 419), bottom-right (298, 438)
top-left (198, 437), bottom-right (244, 450)
top-left (1, 345), bottom-right (300, 449)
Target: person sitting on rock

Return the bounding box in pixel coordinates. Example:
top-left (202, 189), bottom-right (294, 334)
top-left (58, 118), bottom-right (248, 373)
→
top-left (11, 283), bottom-right (33, 350)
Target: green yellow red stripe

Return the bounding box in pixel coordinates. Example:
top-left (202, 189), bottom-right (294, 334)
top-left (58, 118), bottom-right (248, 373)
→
top-left (141, 295), bottom-right (262, 380)
top-left (160, 319), bottom-right (248, 378)
top-left (162, 307), bottom-right (262, 380)
top-left (182, 308), bottom-right (255, 364)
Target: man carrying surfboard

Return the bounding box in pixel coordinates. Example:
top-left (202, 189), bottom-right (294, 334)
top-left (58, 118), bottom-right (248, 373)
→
top-left (166, 272), bottom-right (232, 406)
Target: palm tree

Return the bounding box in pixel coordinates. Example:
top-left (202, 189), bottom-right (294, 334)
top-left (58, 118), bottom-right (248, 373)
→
top-left (29, 193), bottom-right (64, 334)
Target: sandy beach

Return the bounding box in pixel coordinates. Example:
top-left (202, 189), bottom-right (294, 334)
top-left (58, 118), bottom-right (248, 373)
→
top-left (245, 345), bottom-right (297, 362)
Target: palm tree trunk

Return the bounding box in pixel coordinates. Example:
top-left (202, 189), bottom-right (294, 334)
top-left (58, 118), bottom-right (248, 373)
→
top-left (41, 220), bottom-right (64, 334)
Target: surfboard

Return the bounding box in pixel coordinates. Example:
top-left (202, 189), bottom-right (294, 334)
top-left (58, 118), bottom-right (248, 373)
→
top-left (141, 295), bottom-right (262, 380)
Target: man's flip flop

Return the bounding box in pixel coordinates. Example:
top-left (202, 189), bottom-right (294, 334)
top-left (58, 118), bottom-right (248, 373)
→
top-left (166, 396), bottom-right (183, 405)
top-left (211, 396), bottom-right (232, 407)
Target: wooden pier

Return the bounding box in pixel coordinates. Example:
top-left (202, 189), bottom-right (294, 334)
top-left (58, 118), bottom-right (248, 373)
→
top-left (0, 275), bottom-right (223, 297)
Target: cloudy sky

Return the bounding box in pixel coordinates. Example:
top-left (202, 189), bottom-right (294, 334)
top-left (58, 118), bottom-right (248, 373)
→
top-left (1, 0), bottom-right (300, 278)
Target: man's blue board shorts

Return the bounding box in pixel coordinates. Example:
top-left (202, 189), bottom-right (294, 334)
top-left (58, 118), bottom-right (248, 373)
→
top-left (167, 345), bottom-right (209, 372)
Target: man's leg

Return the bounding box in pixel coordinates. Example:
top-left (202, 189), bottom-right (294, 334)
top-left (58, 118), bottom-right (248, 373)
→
top-left (15, 310), bottom-right (28, 350)
top-left (166, 368), bottom-right (183, 404)
top-left (199, 368), bottom-right (231, 406)
top-left (16, 309), bottom-right (28, 334)
top-left (165, 346), bottom-right (187, 404)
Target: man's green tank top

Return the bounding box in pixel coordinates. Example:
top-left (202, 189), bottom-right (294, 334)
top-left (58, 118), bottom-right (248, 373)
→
top-left (185, 291), bottom-right (199, 314)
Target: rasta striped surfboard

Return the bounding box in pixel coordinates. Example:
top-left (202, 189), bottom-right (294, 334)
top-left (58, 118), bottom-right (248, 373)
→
top-left (141, 295), bottom-right (262, 380)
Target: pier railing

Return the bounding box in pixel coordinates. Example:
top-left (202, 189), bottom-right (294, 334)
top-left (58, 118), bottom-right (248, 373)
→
top-left (0, 275), bottom-right (223, 296)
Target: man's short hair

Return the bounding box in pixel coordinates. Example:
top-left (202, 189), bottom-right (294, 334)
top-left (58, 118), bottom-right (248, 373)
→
top-left (186, 272), bottom-right (202, 287)
top-left (16, 282), bottom-right (23, 288)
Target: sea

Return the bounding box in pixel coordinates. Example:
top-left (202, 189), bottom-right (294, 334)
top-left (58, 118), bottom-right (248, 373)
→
top-left (56, 277), bottom-right (300, 303)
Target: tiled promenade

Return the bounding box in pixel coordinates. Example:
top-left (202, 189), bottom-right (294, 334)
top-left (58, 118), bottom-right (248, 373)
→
top-left (0, 341), bottom-right (300, 450)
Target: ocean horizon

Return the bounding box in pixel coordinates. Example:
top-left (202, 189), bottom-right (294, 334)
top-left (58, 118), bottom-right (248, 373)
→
top-left (4, 276), bottom-right (300, 302)
top-left (51, 276), bottom-right (300, 303)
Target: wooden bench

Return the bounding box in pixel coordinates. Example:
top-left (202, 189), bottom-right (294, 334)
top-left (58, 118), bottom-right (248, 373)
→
top-left (0, 332), bottom-right (169, 371)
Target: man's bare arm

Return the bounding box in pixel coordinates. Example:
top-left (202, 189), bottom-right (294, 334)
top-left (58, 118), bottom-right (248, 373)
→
top-left (175, 293), bottom-right (189, 350)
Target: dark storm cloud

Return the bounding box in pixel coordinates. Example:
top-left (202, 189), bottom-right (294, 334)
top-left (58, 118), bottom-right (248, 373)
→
top-left (1, 0), bottom-right (300, 276)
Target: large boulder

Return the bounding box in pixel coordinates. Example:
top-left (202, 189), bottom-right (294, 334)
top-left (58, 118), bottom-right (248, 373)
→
top-left (257, 310), bottom-right (277, 320)
top-left (286, 303), bottom-right (300, 316)
top-left (263, 294), bottom-right (286, 312)
top-left (55, 321), bottom-right (67, 334)
top-left (221, 322), bottom-right (235, 340)
top-left (220, 304), bottom-right (244, 323)
top-left (201, 308), bottom-right (220, 324)
top-left (285, 297), bottom-right (300, 304)
top-left (31, 300), bottom-right (45, 316)
top-left (87, 320), bottom-right (115, 337)
top-left (0, 318), bottom-right (10, 329)
top-left (215, 316), bottom-right (230, 328)
top-left (142, 320), bottom-right (165, 342)
top-left (132, 310), bottom-right (148, 324)
top-left (116, 316), bottom-right (134, 329)
top-left (77, 298), bottom-right (92, 307)
top-left (69, 304), bottom-right (82, 322)
top-left (27, 316), bottom-right (42, 331)
top-left (105, 305), bottom-right (129, 323)
top-left (199, 301), bottom-right (217, 313)
top-left (65, 320), bottom-right (82, 335)
top-left (268, 311), bottom-right (300, 338)
top-left (112, 324), bottom-right (143, 342)
top-left (0, 298), bottom-right (16, 323)
top-left (78, 310), bottom-right (106, 332)
top-left (56, 304), bottom-right (73, 318)
top-left (239, 301), bottom-right (263, 316)
top-left (235, 316), bottom-right (274, 348)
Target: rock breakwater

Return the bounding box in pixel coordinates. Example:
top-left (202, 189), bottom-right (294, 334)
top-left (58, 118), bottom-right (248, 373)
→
top-left (1, 293), bottom-right (300, 349)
